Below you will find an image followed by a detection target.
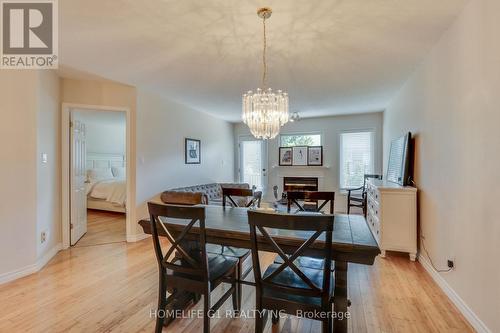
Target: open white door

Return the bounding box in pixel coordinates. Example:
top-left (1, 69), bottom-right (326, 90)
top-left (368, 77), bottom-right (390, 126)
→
top-left (239, 138), bottom-right (267, 193)
top-left (70, 115), bottom-right (87, 245)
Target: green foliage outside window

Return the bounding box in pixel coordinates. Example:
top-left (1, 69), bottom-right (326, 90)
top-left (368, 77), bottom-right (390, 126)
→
top-left (280, 134), bottom-right (321, 147)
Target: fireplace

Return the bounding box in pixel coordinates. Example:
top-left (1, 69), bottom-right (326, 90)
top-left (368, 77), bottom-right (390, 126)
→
top-left (283, 177), bottom-right (319, 192)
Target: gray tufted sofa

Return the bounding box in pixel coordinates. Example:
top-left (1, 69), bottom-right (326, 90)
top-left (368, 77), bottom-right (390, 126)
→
top-left (167, 183), bottom-right (259, 206)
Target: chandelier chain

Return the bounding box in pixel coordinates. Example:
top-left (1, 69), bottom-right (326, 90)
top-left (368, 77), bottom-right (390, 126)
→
top-left (262, 16), bottom-right (267, 89)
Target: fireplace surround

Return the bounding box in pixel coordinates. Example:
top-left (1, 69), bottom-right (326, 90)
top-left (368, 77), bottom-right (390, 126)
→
top-left (283, 177), bottom-right (319, 192)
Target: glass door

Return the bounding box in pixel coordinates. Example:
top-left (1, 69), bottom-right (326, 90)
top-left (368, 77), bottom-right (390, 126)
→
top-left (239, 137), bottom-right (267, 193)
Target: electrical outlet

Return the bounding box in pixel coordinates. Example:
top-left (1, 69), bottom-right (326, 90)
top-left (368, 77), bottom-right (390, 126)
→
top-left (41, 231), bottom-right (47, 244)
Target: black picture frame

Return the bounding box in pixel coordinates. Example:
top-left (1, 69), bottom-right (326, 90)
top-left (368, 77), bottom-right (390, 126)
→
top-left (307, 146), bottom-right (323, 166)
top-left (279, 147), bottom-right (293, 166)
top-left (185, 138), bottom-right (201, 164)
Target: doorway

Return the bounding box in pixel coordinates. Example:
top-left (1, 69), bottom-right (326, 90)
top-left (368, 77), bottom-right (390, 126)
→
top-left (238, 137), bottom-right (267, 193)
top-left (61, 104), bottom-right (134, 249)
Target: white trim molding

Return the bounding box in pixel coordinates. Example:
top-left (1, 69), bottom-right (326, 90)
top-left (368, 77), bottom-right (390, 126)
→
top-left (418, 254), bottom-right (491, 333)
top-left (0, 243), bottom-right (62, 285)
top-left (61, 103), bottom-right (136, 249)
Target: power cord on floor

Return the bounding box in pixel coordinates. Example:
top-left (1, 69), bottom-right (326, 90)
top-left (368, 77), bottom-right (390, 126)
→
top-left (420, 232), bottom-right (452, 273)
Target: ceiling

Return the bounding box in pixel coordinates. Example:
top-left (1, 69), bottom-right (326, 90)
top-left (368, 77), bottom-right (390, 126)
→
top-left (59, 0), bottom-right (467, 122)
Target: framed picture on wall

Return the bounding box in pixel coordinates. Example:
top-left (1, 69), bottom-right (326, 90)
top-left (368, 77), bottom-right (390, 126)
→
top-left (185, 138), bottom-right (201, 164)
top-left (307, 146), bottom-right (323, 166)
top-left (279, 147), bottom-right (293, 166)
top-left (292, 146), bottom-right (308, 166)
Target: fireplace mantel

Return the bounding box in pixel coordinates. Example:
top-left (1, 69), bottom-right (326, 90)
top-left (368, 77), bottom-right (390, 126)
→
top-left (272, 165), bottom-right (330, 169)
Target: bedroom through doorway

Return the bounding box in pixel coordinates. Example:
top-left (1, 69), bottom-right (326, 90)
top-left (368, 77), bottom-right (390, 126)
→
top-left (68, 108), bottom-right (127, 247)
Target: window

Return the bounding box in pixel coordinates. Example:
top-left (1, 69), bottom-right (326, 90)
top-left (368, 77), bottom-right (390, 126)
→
top-left (280, 133), bottom-right (321, 147)
top-left (340, 131), bottom-right (374, 188)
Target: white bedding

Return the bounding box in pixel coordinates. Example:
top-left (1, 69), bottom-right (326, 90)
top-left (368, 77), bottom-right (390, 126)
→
top-left (87, 178), bottom-right (126, 206)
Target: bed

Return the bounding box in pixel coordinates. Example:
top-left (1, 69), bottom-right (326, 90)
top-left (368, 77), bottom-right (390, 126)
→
top-left (86, 153), bottom-right (126, 213)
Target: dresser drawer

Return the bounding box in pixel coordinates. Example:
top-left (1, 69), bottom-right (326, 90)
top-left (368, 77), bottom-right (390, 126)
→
top-left (367, 209), bottom-right (380, 243)
top-left (367, 197), bottom-right (380, 218)
top-left (368, 187), bottom-right (380, 203)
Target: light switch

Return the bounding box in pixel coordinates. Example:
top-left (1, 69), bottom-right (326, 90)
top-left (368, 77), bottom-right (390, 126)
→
top-left (41, 153), bottom-right (48, 164)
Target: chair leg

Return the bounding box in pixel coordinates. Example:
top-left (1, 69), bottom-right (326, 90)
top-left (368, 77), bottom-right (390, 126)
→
top-left (271, 310), bottom-right (279, 325)
top-left (234, 261), bottom-right (243, 311)
top-left (322, 317), bottom-right (333, 333)
top-left (204, 292), bottom-right (211, 333)
top-left (232, 267), bottom-right (240, 313)
top-left (155, 271), bottom-right (167, 333)
top-left (347, 203), bottom-right (351, 214)
top-left (255, 298), bottom-right (264, 333)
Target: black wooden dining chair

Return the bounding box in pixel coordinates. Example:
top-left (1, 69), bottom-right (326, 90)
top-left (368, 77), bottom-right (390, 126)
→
top-left (148, 202), bottom-right (239, 333)
top-left (277, 191), bottom-right (336, 271)
top-left (214, 187), bottom-right (260, 304)
top-left (286, 191), bottom-right (335, 214)
top-left (345, 174), bottom-right (382, 216)
top-left (222, 187), bottom-right (262, 208)
top-left (248, 210), bottom-right (334, 333)
top-left (159, 190), bottom-right (251, 311)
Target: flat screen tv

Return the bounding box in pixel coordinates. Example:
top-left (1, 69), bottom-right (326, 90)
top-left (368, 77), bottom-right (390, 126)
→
top-left (387, 132), bottom-right (412, 186)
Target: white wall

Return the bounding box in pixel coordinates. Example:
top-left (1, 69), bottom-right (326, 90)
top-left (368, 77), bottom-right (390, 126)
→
top-left (234, 112), bottom-right (383, 212)
top-left (136, 89), bottom-right (235, 219)
top-left (36, 70), bottom-right (61, 260)
top-left (0, 71), bottom-right (38, 279)
top-left (77, 111), bottom-right (126, 155)
top-left (0, 70), bottom-right (60, 282)
top-left (383, 0), bottom-right (499, 331)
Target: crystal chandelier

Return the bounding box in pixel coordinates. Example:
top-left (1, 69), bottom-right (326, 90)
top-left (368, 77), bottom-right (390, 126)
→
top-left (242, 7), bottom-right (289, 140)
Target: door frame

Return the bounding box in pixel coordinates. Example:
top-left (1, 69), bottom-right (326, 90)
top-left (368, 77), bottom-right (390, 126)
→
top-left (237, 135), bottom-right (268, 192)
top-left (61, 103), bottom-right (135, 249)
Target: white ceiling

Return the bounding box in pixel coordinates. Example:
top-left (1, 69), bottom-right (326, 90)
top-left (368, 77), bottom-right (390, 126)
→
top-left (59, 0), bottom-right (467, 122)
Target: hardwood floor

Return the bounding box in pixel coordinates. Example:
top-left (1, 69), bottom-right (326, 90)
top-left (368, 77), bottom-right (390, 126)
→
top-left (0, 234), bottom-right (473, 332)
top-left (73, 209), bottom-right (126, 247)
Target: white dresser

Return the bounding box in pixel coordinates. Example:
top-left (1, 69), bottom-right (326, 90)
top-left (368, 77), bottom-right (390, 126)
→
top-left (366, 179), bottom-right (417, 261)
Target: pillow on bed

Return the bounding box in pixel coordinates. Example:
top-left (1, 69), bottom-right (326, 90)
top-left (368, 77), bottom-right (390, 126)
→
top-left (87, 168), bottom-right (114, 182)
top-left (111, 166), bottom-right (126, 179)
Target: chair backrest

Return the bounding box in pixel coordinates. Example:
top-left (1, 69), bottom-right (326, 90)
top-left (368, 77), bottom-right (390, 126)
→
top-left (248, 210), bottom-right (334, 301)
top-left (222, 187), bottom-right (261, 208)
top-left (286, 191), bottom-right (335, 214)
top-left (148, 202), bottom-right (208, 281)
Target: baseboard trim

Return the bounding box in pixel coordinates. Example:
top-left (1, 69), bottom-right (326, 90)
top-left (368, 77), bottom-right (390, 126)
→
top-left (36, 243), bottom-right (62, 271)
top-left (127, 233), bottom-right (150, 242)
top-left (418, 254), bottom-right (491, 333)
top-left (0, 263), bottom-right (37, 285)
top-left (0, 243), bottom-right (62, 285)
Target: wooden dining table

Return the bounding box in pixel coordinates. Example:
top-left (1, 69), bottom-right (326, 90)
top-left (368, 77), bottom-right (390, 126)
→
top-left (139, 205), bottom-right (380, 333)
